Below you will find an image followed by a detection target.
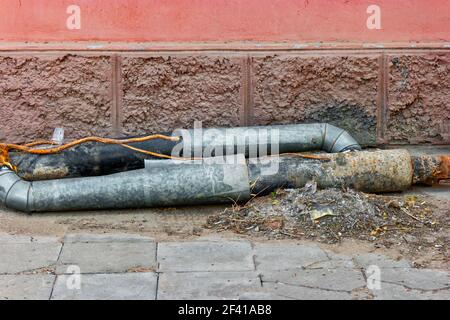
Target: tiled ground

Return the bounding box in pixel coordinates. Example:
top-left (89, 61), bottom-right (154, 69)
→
top-left (0, 233), bottom-right (448, 300)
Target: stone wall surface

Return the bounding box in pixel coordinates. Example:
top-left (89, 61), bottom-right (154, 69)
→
top-left (0, 55), bottom-right (112, 143)
top-left (121, 55), bottom-right (242, 136)
top-left (251, 55), bottom-right (379, 145)
top-left (0, 50), bottom-right (448, 146)
top-left (386, 53), bottom-right (450, 144)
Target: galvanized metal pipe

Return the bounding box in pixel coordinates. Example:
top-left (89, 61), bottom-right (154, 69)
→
top-left (0, 155), bottom-right (251, 212)
top-left (182, 123), bottom-right (361, 158)
top-left (9, 123), bottom-right (360, 181)
top-left (2, 150), bottom-right (446, 213)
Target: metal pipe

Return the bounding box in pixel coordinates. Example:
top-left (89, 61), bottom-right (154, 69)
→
top-left (248, 149), bottom-right (414, 194)
top-left (9, 132), bottom-right (179, 181)
top-left (248, 151), bottom-right (450, 194)
top-left (0, 155), bottom-right (251, 212)
top-left (9, 123), bottom-right (360, 181)
top-left (182, 123), bottom-right (361, 158)
top-left (3, 150), bottom-right (444, 214)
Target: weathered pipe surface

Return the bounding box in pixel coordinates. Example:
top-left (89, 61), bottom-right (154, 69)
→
top-left (248, 149), bottom-right (414, 194)
top-left (0, 155), bottom-right (250, 213)
top-left (9, 123), bottom-right (360, 181)
top-left (1, 150), bottom-right (448, 213)
top-left (411, 155), bottom-right (450, 185)
top-left (9, 133), bottom-right (178, 181)
top-left (183, 123), bottom-right (360, 158)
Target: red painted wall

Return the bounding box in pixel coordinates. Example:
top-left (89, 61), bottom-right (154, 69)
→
top-left (0, 0), bottom-right (448, 43)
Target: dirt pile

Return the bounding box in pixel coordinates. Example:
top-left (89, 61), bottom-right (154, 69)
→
top-left (206, 182), bottom-right (449, 246)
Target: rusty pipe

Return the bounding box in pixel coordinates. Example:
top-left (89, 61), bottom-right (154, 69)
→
top-left (412, 154), bottom-right (450, 185)
top-left (248, 150), bottom-right (450, 194)
top-left (1, 150), bottom-right (448, 213)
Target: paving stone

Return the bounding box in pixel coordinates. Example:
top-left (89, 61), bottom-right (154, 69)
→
top-left (157, 241), bottom-right (254, 272)
top-left (305, 258), bottom-right (355, 269)
top-left (64, 233), bottom-right (154, 243)
top-left (326, 252), bottom-right (355, 261)
top-left (309, 253), bottom-right (357, 269)
top-left (56, 242), bottom-right (156, 274)
top-left (372, 282), bottom-right (450, 300)
top-left (0, 243), bottom-right (62, 274)
top-left (157, 272), bottom-right (260, 300)
top-left (373, 268), bottom-right (449, 291)
top-left (353, 253), bottom-right (412, 269)
top-left (0, 233), bottom-right (60, 244)
top-left (253, 243), bottom-right (329, 271)
top-left (239, 291), bottom-right (292, 300)
top-left (51, 273), bottom-right (157, 300)
top-left (261, 268), bottom-right (366, 292)
top-left (260, 282), bottom-right (352, 300)
top-left (0, 275), bottom-right (55, 300)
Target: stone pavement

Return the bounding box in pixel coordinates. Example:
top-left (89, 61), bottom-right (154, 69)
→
top-left (0, 233), bottom-right (448, 300)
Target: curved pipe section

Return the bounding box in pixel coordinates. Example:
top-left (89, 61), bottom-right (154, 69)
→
top-left (182, 123), bottom-right (360, 158)
top-left (0, 156), bottom-right (251, 213)
top-left (9, 123), bottom-right (361, 181)
top-left (0, 168), bottom-right (31, 212)
top-left (322, 123), bottom-right (361, 152)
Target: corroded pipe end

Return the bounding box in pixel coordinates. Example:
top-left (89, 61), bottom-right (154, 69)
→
top-left (412, 155), bottom-right (450, 185)
top-left (435, 155), bottom-right (450, 182)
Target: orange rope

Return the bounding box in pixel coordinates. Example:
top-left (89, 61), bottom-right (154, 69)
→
top-left (0, 146), bottom-right (16, 171)
top-left (1, 134), bottom-right (180, 155)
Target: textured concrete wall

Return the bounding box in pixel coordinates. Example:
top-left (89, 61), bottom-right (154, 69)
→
top-left (385, 53), bottom-right (450, 144)
top-left (121, 55), bottom-right (242, 136)
top-left (0, 50), bottom-right (449, 146)
top-left (251, 55), bottom-right (379, 145)
top-left (0, 54), bottom-right (112, 143)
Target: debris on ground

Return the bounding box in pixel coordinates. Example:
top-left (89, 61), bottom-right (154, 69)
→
top-left (205, 182), bottom-right (449, 248)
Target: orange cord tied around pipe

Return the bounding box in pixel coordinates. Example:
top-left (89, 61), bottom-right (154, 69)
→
top-left (0, 146), bottom-right (16, 171)
top-left (0, 134), bottom-right (332, 172)
top-left (0, 134), bottom-right (182, 171)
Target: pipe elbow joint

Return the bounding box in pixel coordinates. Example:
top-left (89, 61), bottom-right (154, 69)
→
top-left (322, 124), bottom-right (361, 153)
top-left (0, 167), bottom-right (32, 213)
